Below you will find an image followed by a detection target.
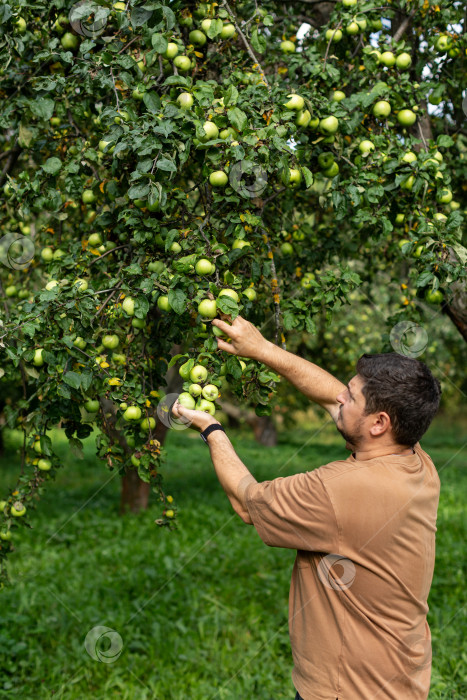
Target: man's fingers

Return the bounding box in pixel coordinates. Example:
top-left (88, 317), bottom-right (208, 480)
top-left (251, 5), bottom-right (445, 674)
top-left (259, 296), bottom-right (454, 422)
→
top-left (212, 318), bottom-right (233, 333)
top-left (215, 338), bottom-right (237, 354)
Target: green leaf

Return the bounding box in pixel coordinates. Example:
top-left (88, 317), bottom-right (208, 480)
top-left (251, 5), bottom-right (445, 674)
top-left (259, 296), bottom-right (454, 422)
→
top-left (128, 183), bottom-right (150, 199)
top-left (42, 157), bottom-right (62, 175)
top-left (131, 7), bottom-right (153, 27)
top-left (216, 295), bottom-right (239, 318)
top-left (29, 97), bottom-right (55, 121)
top-left (437, 135), bottom-right (454, 148)
top-left (255, 403), bottom-right (272, 416)
top-left (250, 28), bottom-right (266, 54)
top-left (227, 107), bottom-right (248, 132)
top-left (157, 157), bottom-right (177, 172)
top-left (143, 91), bottom-right (161, 112)
top-left (168, 289), bottom-right (187, 315)
top-left (63, 371), bottom-right (82, 390)
top-left (301, 167), bottom-right (313, 189)
top-left (151, 33), bottom-right (168, 53)
top-left (226, 356), bottom-right (242, 379)
top-left (206, 18), bottom-right (223, 39)
top-left (224, 84), bottom-right (239, 106)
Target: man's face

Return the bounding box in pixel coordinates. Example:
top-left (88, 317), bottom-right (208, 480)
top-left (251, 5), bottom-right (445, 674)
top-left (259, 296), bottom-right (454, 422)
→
top-left (335, 375), bottom-right (367, 450)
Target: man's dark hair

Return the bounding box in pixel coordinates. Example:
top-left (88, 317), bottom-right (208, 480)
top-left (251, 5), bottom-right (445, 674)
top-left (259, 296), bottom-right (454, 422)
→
top-left (356, 353), bottom-right (442, 447)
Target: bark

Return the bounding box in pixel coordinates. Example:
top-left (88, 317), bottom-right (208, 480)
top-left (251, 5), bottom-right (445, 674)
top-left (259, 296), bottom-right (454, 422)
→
top-left (119, 344), bottom-right (183, 514)
top-left (220, 401), bottom-right (278, 446)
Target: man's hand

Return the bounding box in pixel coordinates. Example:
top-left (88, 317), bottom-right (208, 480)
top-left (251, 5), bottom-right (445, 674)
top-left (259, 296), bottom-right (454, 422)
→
top-left (172, 399), bottom-right (221, 432)
top-left (212, 315), bottom-right (269, 361)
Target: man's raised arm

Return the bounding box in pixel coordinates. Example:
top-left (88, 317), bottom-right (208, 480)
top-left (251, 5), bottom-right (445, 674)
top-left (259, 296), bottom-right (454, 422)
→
top-left (212, 316), bottom-right (345, 423)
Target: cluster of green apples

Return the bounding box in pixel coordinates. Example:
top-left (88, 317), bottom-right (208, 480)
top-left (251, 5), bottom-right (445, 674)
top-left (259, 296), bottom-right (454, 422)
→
top-left (178, 361), bottom-right (220, 416)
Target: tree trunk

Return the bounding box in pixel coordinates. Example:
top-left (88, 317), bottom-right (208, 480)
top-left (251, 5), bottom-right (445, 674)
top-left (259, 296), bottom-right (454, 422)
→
top-left (253, 415), bottom-right (277, 446)
top-left (119, 344), bottom-right (183, 514)
top-left (120, 420), bottom-right (169, 514)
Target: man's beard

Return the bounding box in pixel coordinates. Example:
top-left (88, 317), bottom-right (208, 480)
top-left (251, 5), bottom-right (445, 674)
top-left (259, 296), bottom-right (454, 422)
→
top-left (336, 412), bottom-right (364, 449)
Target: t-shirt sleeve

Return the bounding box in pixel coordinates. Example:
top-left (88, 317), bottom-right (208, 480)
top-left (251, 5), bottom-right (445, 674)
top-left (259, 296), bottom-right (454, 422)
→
top-left (244, 469), bottom-right (338, 551)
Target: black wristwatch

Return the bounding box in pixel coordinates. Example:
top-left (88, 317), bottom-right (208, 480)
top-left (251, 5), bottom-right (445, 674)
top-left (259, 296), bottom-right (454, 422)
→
top-left (200, 424), bottom-right (225, 444)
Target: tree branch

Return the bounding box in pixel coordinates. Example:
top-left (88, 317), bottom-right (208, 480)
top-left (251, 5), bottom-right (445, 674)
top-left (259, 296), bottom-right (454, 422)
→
top-left (221, 0), bottom-right (270, 90)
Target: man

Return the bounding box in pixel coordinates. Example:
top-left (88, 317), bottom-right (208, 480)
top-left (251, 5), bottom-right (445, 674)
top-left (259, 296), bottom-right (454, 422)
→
top-left (172, 315), bottom-right (442, 700)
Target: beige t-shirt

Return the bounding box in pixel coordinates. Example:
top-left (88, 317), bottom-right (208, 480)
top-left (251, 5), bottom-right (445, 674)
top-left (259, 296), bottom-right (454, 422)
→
top-left (244, 442), bottom-right (440, 700)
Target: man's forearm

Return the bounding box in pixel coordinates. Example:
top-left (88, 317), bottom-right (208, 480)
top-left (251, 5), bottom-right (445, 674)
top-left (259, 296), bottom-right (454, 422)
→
top-left (206, 430), bottom-right (256, 524)
top-left (258, 341), bottom-right (346, 409)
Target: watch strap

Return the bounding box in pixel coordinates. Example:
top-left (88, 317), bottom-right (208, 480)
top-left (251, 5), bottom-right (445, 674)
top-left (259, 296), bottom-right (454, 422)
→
top-left (200, 424), bottom-right (225, 444)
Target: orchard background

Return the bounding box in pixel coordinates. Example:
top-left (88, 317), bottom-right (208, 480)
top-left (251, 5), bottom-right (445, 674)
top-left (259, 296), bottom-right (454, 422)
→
top-left (0, 0), bottom-right (466, 586)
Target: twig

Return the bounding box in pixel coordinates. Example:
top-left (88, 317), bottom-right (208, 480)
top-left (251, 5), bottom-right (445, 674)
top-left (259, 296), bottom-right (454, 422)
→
top-left (323, 21), bottom-right (342, 71)
top-left (110, 66), bottom-right (120, 112)
top-left (260, 228), bottom-right (286, 350)
top-left (118, 35), bottom-right (140, 54)
top-left (94, 280), bottom-right (123, 318)
top-left (221, 0), bottom-right (270, 90)
top-left (418, 121), bottom-right (428, 150)
top-left (392, 7), bottom-right (416, 43)
top-left (88, 243), bottom-right (129, 266)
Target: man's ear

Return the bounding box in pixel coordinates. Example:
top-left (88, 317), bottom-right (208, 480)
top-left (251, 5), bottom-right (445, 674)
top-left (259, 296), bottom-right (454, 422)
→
top-left (369, 411), bottom-right (392, 437)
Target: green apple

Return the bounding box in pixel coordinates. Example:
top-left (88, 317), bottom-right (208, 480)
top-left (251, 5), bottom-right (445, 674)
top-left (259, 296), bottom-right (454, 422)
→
top-left (177, 92), bottom-right (194, 109)
top-left (401, 175), bottom-right (415, 190)
top-left (189, 383), bottom-right (203, 397)
top-left (102, 334), bottom-right (119, 349)
top-left (373, 100), bottom-right (391, 118)
top-left (397, 109), bottom-right (417, 127)
top-left (220, 127), bottom-right (236, 139)
top-left (33, 348), bottom-right (45, 366)
top-left (396, 52), bottom-right (412, 69)
top-left (295, 109), bottom-right (311, 127)
top-left (289, 168), bottom-right (302, 185)
top-left (170, 242), bottom-right (182, 254)
top-left (243, 288), bottom-right (257, 301)
top-left (132, 85), bottom-right (146, 100)
top-left (5, 285), bottom-right (17, 297)
top-left (15, 17), bottom-right (27, 33)
top-left (198, 298), bottom-right (217, 318)
top-left (319, 116), bottom-right (339, 134)
top-left (190, 365), bottom-right (208, 383)
top-left (84, 399), bottom-right (99, 412)
top-left (342, 0), bottom-right (357, 5)
top-left (189, 30), bottom-right (207, 46)
top-left (356, 17), bottom-right (367, 30)
top-left (37, 458), bottom-right (52, 471)
top-left (413, 245), bottom-right (424, 258)
top-left (359, 140), bottom-right (375, 154)
top-left (82, 189), bottom-right (96, 204)
top-left (88, 232), bottom-right (102, 246)
top-left (123, 406), bottom-right (142, 421)
top-left (332, 90), bottom-right (346, 102)
top-left (449, 200), bottom-right (460, 211)
top-left (140, 417), bottom-right (156, 430)
top-left (434, 213), bottom-right (447, 222)
top-left (281, 242), bottom-right (293, 255)
top-left (132, 318), bottom-right (145, 329)
top-left (202, 384), bottom-right (219, 401)
top-left (318, 152), bottom-right (335, 169)
top-left (435, 35), bottom-right (452, 52)
top-left (425, 289), bottom-right (443, 304)
top-left (73, 278), bottom-right (88, 292)
top-left (195, 259), bottom-right (214, 275)
top-left (99, 140), bottom-right (115, 153)
top-left (157, 295), bottom-right (170, 311)
top-left (220, 23), bottom-right (236, 40)
top-left (380, 51), bottom-right (396, 67)
top-left (433, 151), bottom-right (443, 163)
top-left (0, 530), bottom-right (12, 541)
top-left (74, 336), bottom-right (87, 350)
top-left (284, 94), bottom-right (304, 111)
top-left (178, 392), bottom-right (196, 409)
top-left (33, 440), bottom-right (42, 454)
top-left (11, 502), bottom-right (26, 517)
top-left (323, 162), bottom-right (339, 177)
top-left (61, 32), bottom-right (78, 50)
top-left (122, 296), bottom-right (135, 315)
top-left (436, 189), bottom-right (452, 204)
top-left (402, 151), bottom-right (417, 163)
top-left (179, 361), bottom-right (192, 380)
top-left (45, 280), bottom-right (59, 291)
top-left (200, 121), bottom-right (219, 141)
top-left (325, 28), bottom-right (342, 42)
top-left (197, 399), bottom-right (216, 415)
top-left (209, 171), bottom-right (228, 187)
top-left (346, 22), bottom-right (360, 36)
top-left (232, 239), bottom-right (250, 250)
top-left (164, 42), bottom-right (179, 59)
top-left (280, 40), bottom-right (296, 53)
top-left (218, 288), bottom-right (239, 303)
top-left (131, 454), bottom-right (140, 467)
top-left (173, 55), bottom-right (192, 72)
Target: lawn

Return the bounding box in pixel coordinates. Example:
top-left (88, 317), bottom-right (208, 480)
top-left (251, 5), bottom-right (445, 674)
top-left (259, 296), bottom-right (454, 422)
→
top-left (0, 414), bottom-right (465, 699)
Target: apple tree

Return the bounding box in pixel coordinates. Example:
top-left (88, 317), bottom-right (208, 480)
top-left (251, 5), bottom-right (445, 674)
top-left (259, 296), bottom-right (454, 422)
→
top-left (0, 0), bottom-right (465, 582)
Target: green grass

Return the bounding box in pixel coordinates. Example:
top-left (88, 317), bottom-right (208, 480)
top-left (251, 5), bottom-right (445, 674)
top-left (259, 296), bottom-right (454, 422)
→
top-left (0, 416), bottom-right (465, 699)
